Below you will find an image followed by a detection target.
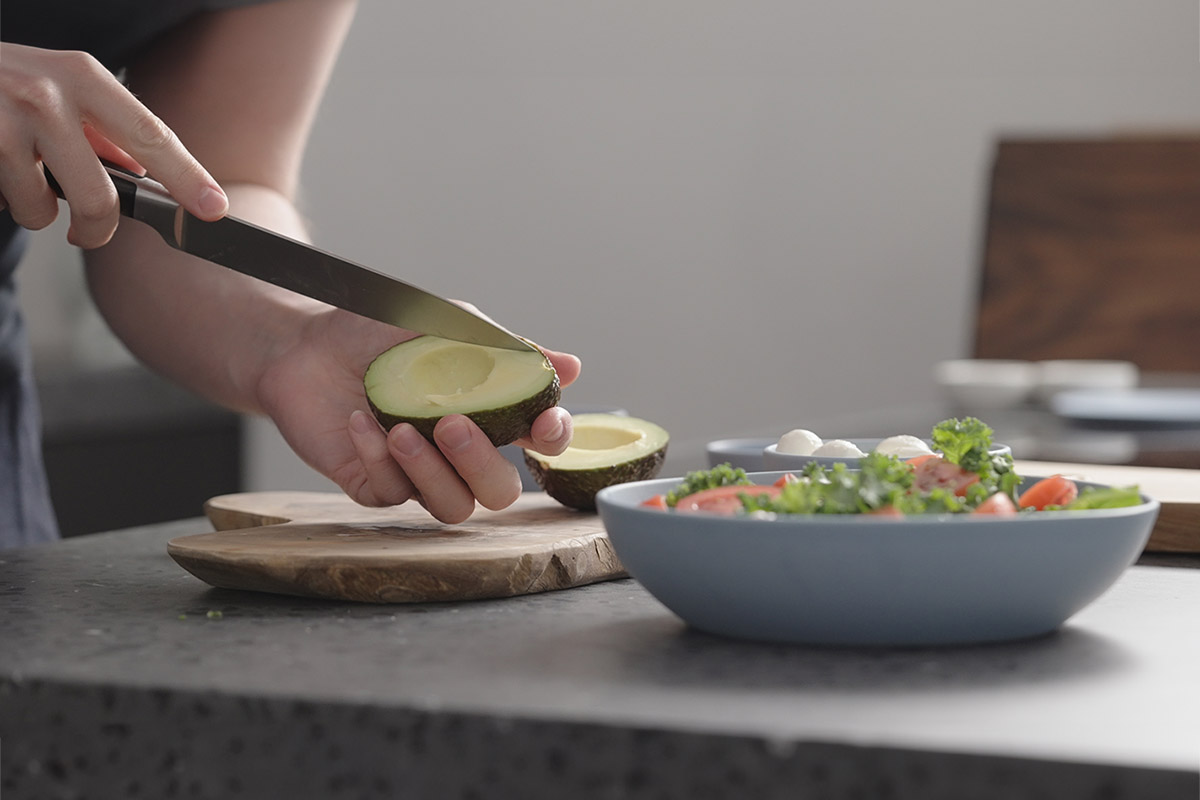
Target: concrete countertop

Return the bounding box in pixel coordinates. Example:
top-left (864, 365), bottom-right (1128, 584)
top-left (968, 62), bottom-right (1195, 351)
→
top-left (1, 520), bottom-right (1197, 799)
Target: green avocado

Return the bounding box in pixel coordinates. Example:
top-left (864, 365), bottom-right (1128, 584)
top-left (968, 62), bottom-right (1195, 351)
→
top-left (364, 336), bottom-right (560, 446)
top-left (524, 414), bottom-right (669, 510)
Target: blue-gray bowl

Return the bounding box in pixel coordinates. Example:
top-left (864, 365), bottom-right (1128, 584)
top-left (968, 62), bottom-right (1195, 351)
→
top-left (763, 439), bottom-right (1012, 471)
top-left (595, 472), bottom-right (1158, 646)
top-left (705, 437), bottom-right (777, 472)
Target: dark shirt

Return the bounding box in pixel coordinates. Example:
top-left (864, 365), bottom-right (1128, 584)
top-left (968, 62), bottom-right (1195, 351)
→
top-left (0, 0), bottom-right (268, 548)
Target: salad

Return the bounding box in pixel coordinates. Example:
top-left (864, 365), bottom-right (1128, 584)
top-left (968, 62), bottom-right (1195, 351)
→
top-left (643, 417), bottom-right (1143, 517)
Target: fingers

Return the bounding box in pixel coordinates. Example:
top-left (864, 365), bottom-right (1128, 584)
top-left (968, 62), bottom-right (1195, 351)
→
top-left (516, 406), bottom-right (573, 456)
top-left (85, 79), bottom-right (229, 220)
top-left (345, 410), bottom-right (418, 507)
top-left (542, 348), bottom-right (582, 389)
top-left (0, 43), bottom-right (228, 249)
top-left (38, 131), bottom-right (122, 248)
top-left (383, 416), bottom-right (523, 523)
top-left (0, 150), bottom-right (58, 231)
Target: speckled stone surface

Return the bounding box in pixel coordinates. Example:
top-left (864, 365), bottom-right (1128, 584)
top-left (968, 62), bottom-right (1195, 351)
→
top-left (1, 521), bottom-right (1198, 799)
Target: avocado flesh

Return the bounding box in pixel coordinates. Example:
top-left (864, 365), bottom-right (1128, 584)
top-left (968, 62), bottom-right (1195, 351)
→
top-left (364, 336), bottom-right (560, 446)
top-left (524, 414), bottom-right (669, 510)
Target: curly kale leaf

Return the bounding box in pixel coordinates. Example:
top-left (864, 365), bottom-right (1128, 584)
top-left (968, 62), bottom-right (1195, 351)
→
top-left (763, 453), bottom-right (917, 515)
top-left (930, 416), bottom-right (1022, 506)
top-left (931, 417), bottom-right (994, 472)
top-left (665, 463), bottom-right (751, 507)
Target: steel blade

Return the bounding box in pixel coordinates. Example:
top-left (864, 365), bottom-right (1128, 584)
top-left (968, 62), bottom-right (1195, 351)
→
top-left (156, 210), bottom-right (531, 351)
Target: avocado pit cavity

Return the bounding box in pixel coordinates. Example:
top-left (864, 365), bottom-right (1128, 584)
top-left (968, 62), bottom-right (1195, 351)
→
top-left (365, 336), bottom-right (560, 446)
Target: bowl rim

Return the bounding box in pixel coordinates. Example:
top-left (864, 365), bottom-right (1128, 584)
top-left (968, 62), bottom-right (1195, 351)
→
top-left (596, 470), bottom-right (1158, 526)
top-left (761, 439), bottom-right (1012, 460)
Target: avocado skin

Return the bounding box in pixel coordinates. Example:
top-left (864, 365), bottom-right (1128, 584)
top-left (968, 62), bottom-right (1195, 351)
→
top-left (369, 372), bottom-right (561, 447)
top-left (524, 446), bottom-right (667, 511)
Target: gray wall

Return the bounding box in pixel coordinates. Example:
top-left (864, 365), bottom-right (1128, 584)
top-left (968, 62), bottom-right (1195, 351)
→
top-left (20, 0), bottom-right (1200, 490)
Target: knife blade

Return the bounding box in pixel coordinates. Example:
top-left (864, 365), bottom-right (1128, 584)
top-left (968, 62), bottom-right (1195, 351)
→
top-left (47, 163), bottom-right (535, 352)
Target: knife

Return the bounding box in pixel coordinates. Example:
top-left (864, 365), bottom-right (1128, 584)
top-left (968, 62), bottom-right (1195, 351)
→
top-left (45, 163), bottom-right (535, 352)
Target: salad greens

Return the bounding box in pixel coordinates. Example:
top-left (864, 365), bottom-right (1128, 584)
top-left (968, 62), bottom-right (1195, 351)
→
top-left (665, 463), bottom-right (751, 507)
top-left (1060, 485), bottom-right (1144, 510)
top-left (929, 417), bottom-right (1022, 506)
top-left (658, 417), bottom-right (1144, 516)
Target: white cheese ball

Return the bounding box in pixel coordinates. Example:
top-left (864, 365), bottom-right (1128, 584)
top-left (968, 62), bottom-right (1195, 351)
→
top-left (776, 429), bottom-right (823, 456)
top-left (873, 435), bottom-right (934, 459)
top-left (811, 439), bottom-right (867, 458)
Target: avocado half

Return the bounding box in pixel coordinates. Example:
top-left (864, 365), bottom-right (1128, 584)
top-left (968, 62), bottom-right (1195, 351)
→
top-left (364, 336), bottom-right (560, 446)
top-left (523, 413), bottom-right (669, 510)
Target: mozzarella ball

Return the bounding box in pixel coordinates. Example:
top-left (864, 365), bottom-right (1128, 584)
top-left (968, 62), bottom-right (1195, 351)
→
top-left (811, 439), bottom-right (867, 458)
top-left (776, 429), bottom-right (823, 456)
top-left (874, 435), bottom-right (934, 459)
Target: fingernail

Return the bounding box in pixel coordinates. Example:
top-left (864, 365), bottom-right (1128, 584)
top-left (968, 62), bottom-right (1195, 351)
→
top-left (544, 413), bottom-right (565, 445)
top-left (392, 424), bottom-right (425, 458)
top-left (437, 417), bottom-right (472, 453)
top-left (197, 186), bottom-right (227, 218)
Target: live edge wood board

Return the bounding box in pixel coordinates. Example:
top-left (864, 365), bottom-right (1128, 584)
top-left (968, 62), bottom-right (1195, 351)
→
top-left (168, 492), bottom-right (625, 604)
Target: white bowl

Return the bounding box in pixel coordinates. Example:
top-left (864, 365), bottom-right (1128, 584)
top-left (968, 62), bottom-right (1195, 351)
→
top-left (934, 359), bottom-right (1037, 411)
top-left (762, 439), bottom-right (1012, 471)
top-left (596, 472), bottom-right (1158, 646)
top-left (1036, 360), bottom-right (1139, 404)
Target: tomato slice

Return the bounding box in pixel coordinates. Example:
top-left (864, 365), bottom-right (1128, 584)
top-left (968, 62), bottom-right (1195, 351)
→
top-left (868, 505), bottom-right (905, 518)
top-left (973, 492), bottom-right (1018, 515)
top-left (773, 472), bottom-right (800, 488)
top-left (910, 455), bottom-right (980, 497)
top-left (641, 494), bottom-right (669, 510)
top-left (905, 453), bottom-right (941, 467)
top-left (674, 485), bottom-right (782, 515)
top-left (1018, 475), bottom-right (1079, 510)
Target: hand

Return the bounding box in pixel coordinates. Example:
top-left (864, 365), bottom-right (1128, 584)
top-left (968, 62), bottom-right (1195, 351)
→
top-left (0, 43), bottom-right (228, 247)
top-left (258, 307), bottom-right (582, 524)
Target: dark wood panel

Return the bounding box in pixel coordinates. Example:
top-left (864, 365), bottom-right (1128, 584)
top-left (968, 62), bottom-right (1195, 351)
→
top-left (974, 137), bottom-right (1200, 371)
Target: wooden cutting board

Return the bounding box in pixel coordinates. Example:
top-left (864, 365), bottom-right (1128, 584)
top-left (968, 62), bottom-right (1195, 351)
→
top-left (1014, 460), bottom-right (1200, 553)
top-left (167, 492), bottom-right (625, 604)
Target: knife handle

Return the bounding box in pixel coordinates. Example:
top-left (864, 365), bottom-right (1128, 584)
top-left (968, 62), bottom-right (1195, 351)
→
top-left (43, 161), bottom-right (140, 218)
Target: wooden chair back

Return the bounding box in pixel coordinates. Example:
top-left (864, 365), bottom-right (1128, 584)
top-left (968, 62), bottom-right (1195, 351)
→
top-left (973, 136), bottom-right (1200, 371)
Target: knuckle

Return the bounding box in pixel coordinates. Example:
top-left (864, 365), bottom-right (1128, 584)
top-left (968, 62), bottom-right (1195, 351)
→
top-left (71, 183), bottom-right (118, 223)
top-left (11, 74), bottom-right (64, 116)
top-left (60, 49), bottom-right (106, 79)
top-left (130, 111), bottom-right (175, 152)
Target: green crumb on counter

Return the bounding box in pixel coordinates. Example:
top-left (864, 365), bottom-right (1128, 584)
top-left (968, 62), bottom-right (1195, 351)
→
top-left (206, 610), bottom-right (224, 619)
top-left (177, 614), bottom-right (188, 620)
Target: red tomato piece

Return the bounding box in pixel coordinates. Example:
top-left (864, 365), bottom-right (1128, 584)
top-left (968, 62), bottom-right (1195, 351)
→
top-left (905, 453), bottom-right (941, 467)
top-left (973, 492), bottom-right (1018, 515)
top-left (773, 473), bottom-right (800, 488)
top-left (868, 505), bottom-right (905, 518)
top-left (674, 485), bottom-right (782, 515)
top-left (910, 456), bottom-right (980, 497)
top-left (641, 494), bottom-right (669, 510)
top-left (1018, 475), bottom-right (1079, 510)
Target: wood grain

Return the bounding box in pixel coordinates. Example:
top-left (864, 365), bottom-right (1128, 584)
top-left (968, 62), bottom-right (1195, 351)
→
top-left (974, 137), bottom-right (1200, 370)
top-left (167, 492), bottom-right (626, 603)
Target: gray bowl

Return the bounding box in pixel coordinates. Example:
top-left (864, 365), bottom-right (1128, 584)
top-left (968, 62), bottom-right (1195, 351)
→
top-left (763, 439), bottom-right (1012, 471)
top-left (596, 472), bottom-right (1157, 646)
top-left (705, 437), bottom-right (778, 472)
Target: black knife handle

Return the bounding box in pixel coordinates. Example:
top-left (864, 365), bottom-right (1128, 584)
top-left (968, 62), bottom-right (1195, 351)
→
top-left (43, 160), bottom-right (139, 218)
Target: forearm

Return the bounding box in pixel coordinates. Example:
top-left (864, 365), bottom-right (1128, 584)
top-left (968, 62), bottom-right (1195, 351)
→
top-left (84, 183), bottom-right (326, 415)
